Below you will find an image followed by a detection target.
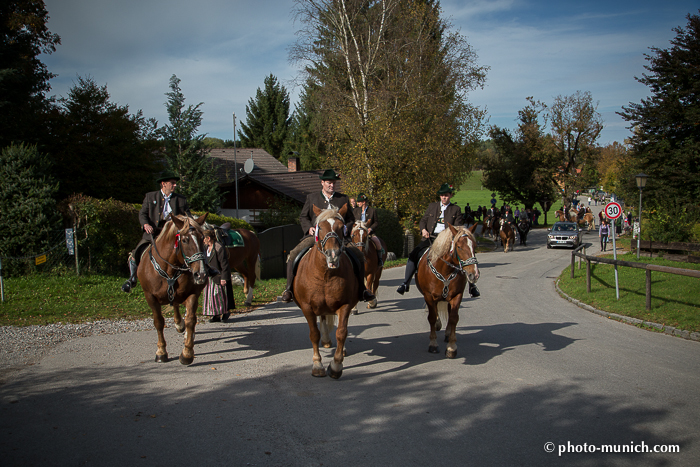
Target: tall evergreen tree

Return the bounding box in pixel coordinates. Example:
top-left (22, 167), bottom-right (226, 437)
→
top-left (283, 86), bottom-right (326, 169)
top-left (618, 10), bottom-right (700, 207)
top-left (0, 0), bottom-right (61, 148)
top-left (0, 143), bottom-right (60, 262)
top-left (44, 76), bottom-right (160, 203)
top-left (238, 74), bottom-right (291, 159)
top-left (159, 74), bottom-right (221, 212)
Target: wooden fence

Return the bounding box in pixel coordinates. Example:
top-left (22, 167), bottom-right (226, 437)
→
top-left (630, 240), bottom-right (700, 263)
top-left (571, 244), bottom-right (700, 310)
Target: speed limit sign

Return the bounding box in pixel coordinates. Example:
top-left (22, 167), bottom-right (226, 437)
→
top-left (605, 201), bottom-right (622, 219)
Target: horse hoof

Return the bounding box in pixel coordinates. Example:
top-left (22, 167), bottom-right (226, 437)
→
top-left (353, 309), bottom-right (359, 315)
top-left (244, 301), bottom-right (252, 307)
top-left (175, 323), bottom-right (185, 333)
top-left (428, 345), bottom-right (440, 354)
top-left (179, 354), bottom-right (194, 365)
top-left (322, 341), bottom-right (332, 349)
top-left (155, 353), bottom-right (168, 363)
top-left (367, 298), bottom-right (377, 309)
top-left (445, 349), bottom-right (458, 359)
top-left (327, 364), bottom-right (343, 379)
top-left (312, 367), bottom-right (327, 377)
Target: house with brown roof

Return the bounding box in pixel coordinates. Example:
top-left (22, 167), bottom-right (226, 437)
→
top-left (208, 148), bottom-right (342, 227)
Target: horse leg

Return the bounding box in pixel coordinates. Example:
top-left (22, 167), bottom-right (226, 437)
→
top-left (365, 271), bottom-right (377, 309)
top-left (445, 297), bottom-right (462, 359)
top-left (179, 294), bottom-right (198, 365)
top-left (329, 308), bottom-right (350, 379)
top-left (144, 293), bottom-right (168, 363)
top-left (427, 301), bottom-right (440, 354)
top-left (172, 303), bottom-right (185, 333)
top-left (305, 314), bottom-right (326, 377)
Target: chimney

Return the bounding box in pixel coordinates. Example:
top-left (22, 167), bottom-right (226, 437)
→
top-left (288, 157), bottom-right (300, 172)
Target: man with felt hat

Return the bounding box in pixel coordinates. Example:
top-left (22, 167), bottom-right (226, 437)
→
top-left (121, 170), bottom-right (191, 292)
top-left (280, 169), bottom-right (376, 303)
top-left (396, 183), bottom-right (480, 298)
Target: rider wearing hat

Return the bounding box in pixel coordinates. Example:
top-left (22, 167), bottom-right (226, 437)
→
top-left (353, 193), bottom-right (385, 267)
top-left (121, 170), bottom-right (191, 293)
top-left (396, 183), bottom-right (480, 298)
top-left (280, 169), bottom-right (376, 303)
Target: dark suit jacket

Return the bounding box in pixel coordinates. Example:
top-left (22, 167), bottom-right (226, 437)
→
top-left (420, 202), bottom-right (463, 235)
top-left (205, 243), bottom-right (231, 283)
top-left (138, 191), bottom-right (189, 240)
top-left (300, 191), bottom-right (355, 235)
top-left (353, 206), bottom-right (378, 232)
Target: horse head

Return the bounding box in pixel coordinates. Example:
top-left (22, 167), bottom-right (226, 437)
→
top-left (351, 219), bottom-right (371, 253)
top-left (312, 204), bottom-right (346, 269)
top-left (448, 224), bottom-right (480, 285)
top-left (171, 213), bottom-right (209, 285)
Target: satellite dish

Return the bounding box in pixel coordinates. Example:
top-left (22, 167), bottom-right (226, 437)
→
top-left (243, 158), bottom-right (255, 174)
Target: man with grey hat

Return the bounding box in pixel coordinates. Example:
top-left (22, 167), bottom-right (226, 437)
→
top-left (281, 169), bottom-right (376, 303)
top-left (121, 170), bottom-right (191, 292)
top-left (396, 183), bottom-right (480, 298)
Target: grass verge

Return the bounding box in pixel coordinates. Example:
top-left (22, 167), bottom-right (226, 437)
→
top-left (558, 254), bottom-right (700, 333)
top-left (0, 272), bottom-right (286, 327)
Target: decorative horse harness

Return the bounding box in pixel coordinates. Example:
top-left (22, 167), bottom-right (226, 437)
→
top-left (424, 233), bottom-right (478, 299)
top-left (149, 224), bottom-right (205, 304)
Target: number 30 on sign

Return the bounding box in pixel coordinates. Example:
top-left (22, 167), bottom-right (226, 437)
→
top-left (605, 201), bottom-right (622, 220)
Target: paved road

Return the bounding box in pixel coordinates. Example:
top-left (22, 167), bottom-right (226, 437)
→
top-left (1, 209), bottom-right (698, 466)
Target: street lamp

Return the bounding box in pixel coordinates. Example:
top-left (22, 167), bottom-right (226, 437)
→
top-left (635, 173), bottom-right (648, 259)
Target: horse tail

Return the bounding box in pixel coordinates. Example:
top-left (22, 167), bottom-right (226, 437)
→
top-left (437, 301), bottom-right (449, 325)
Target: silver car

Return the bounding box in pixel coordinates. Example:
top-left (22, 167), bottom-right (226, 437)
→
top-left (547, 222), bottom-right (583, 249)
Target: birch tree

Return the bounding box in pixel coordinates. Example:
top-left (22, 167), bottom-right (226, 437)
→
top-left (291, 0), bottom-right (487, 215)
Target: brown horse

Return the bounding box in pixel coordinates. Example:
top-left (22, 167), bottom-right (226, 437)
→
top-left (415, 224), bottom-right (480, 358)
top-left (499, 219), bottom-right (515, 252)
top-left (482, 216), bottom-right (501, 238)
top-left (292, 204), bottom-right (359, 378)
top-left (225, 229), bottom-right (260, 306)
top-left (138, 213), bottom-right (209, 365)
top-left (579, 212), bottom-right (596, 231)
top-left (350, 220), bottom-right (387, 310)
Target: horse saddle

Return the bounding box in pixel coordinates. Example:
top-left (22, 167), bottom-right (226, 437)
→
top-left (214, 223), bottom-right (245, 247)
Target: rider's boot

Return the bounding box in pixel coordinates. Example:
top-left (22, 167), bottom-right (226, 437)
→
top-left (121, 256), bottom-right (139, 293)
top-left (469, 282), bottom-right (480, 298)
top-left (396, 258), bottom-right (417, 295)
top-left (281, 260), bottom-right (294, 302)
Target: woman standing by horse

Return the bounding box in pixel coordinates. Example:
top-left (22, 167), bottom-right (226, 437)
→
top-left (202, 230), bottom-right (233, 322)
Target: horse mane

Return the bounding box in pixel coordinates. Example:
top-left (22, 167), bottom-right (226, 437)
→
top-left (429, 226), bottom-right (473, 262)
top-left (351, 220), bottom-right (369, 234)
top-left (159, 214), bottom-right (203, 243)
top-left (316, 206), bottom-right (342, 225)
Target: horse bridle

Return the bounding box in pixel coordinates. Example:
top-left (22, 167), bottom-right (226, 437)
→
top-left (315, 217), bottom-right (345, 254)
top-left (352, 226), bottom-right (367, 251)
top-left (149, 223), bottom-right (206, 304)
top-left (428, 233), bottom-right (478, 299)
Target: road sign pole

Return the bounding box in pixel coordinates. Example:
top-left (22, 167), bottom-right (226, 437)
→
top-left (612, 217), bottom-right (619, 300)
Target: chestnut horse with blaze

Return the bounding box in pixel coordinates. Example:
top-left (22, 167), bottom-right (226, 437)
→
top-left (138, 213), bottom-right (209, 365)
top-left (292, 204), bottom-right (360, 378)
top-left (351, 220), bottom-right (387, 309)
top-left (415, 224), bottom-right (480, 358)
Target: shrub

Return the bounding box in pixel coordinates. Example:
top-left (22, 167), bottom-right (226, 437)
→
top-left (374, 208), bottom-right (404, 257)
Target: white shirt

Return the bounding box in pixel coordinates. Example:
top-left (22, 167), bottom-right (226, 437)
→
top-left (433, 203), bottom-right (450, 235)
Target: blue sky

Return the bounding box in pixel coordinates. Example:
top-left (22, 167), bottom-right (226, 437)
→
top-left (42, 0), bottom-right (698, 146)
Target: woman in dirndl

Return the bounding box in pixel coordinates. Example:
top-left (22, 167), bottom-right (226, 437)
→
top-left (202, 230), bottom-right (232, 322)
